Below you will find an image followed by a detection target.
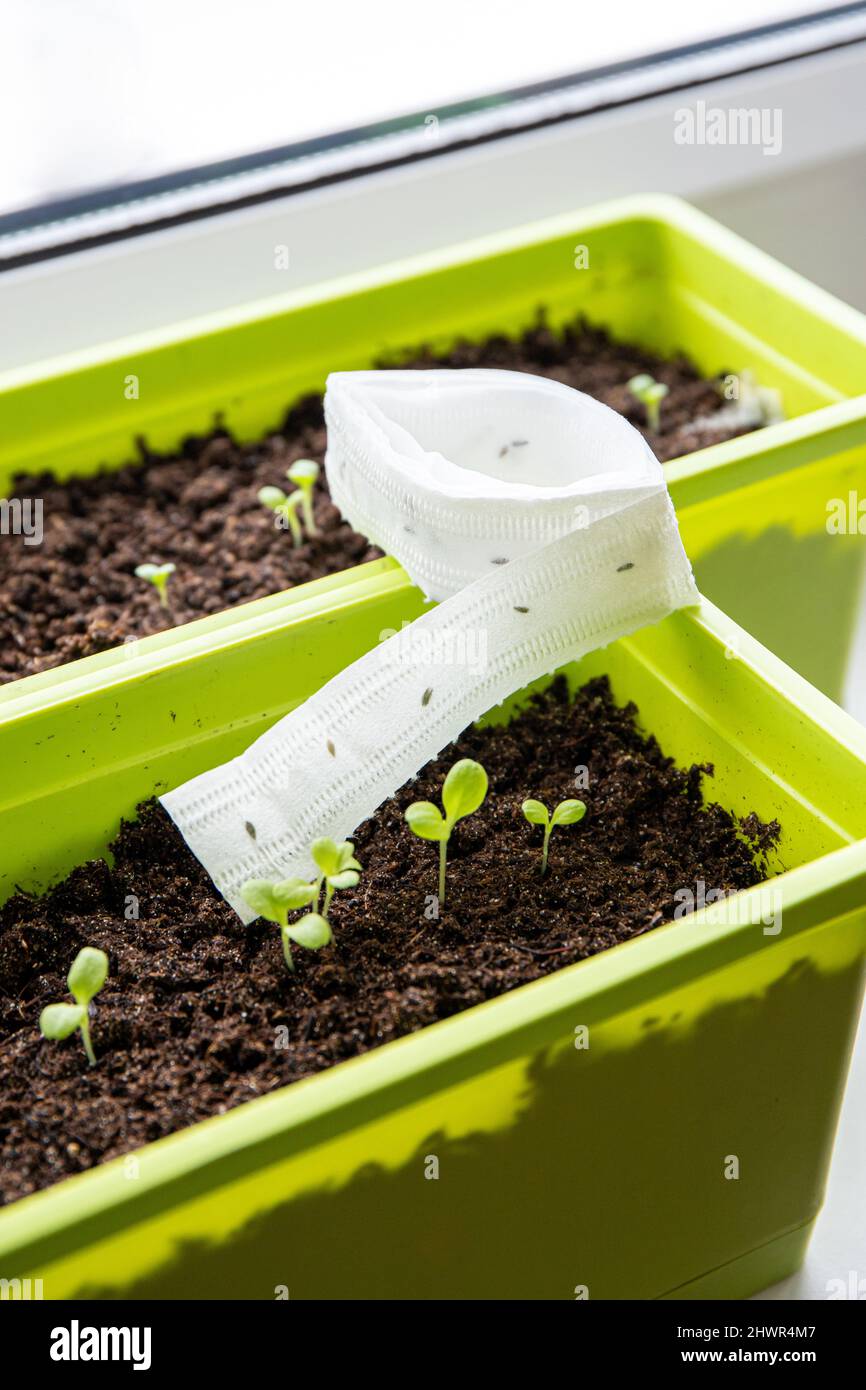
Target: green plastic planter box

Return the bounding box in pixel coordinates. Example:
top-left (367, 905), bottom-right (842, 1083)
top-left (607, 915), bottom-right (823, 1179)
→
top-left (1, 580), bottom-right (866, 1300)
top-left (669, 394), bottom-right (866, 714)
top-left (4, 193), bottom-right (866, 701)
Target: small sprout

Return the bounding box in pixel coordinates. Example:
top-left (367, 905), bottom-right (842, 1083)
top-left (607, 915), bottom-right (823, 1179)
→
top-left (286, 458), bottom-right (320, 537)
top-left (134, 562), bottom-right (175, 609)
top-left (522, 798), bottom-right (586, 875)
top-left (39, 946), bottom-right (108, 1066)
top-left (258, 485), bottom-right (303, 546)
top-left (405, 758), bottom-right (488, 906)
top-left (311, 838), bottom-right (362, 918)
top-left (241, 841), bottom-right (361, 973)
top-left (241, 877), bottom-right (325, 972)
top-left (627, 373), bottom-right (669, 433)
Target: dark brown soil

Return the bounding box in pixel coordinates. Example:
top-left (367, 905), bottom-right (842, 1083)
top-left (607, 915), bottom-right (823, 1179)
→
top-left (0, 676), bottom-right (778, 1207)
top-left (0, 316), bottom-right (752, 685)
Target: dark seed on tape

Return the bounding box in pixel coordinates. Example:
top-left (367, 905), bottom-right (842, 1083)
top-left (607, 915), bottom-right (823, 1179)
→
top-left (422, 688), bottom-right (433, 706)
top-left (326, 739), bottom-right (336, 756)
top-left (617, 562), bottom-right (635, 573)
top-left (245, 822), bottom-right (257, 840)
top-left (514, 606), bottom-right (529, 613)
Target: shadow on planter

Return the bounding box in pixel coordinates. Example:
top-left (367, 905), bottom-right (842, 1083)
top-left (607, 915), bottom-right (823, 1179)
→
top-left (675, 423), bottom-right (866, 718)
top-left (76, 941), bottom-right (864, 1302)
top-left (692, 527), bottom-right (866, 707)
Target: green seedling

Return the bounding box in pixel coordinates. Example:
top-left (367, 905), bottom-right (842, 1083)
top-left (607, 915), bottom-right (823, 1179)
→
top-left (522, 798), bottom-right (586, 875)
top-left (311, 838), bottom-right (362, 918)
top-left (405, 758), bottom-right (488, 905)
top-left (134, 561), bottom-right (175, 609)
top-left (258, 485), bottom-right (303, 546)
top-left (286, 459), bottom-right (320, 537)
top-left (241, 878), bottom-right (329, 972)
top-left (627, 373), bottom-right (669, 433)
top-left (241, 842), bottom-right (360, 972)
top-left (39, 946), bottom-right (109, 1066)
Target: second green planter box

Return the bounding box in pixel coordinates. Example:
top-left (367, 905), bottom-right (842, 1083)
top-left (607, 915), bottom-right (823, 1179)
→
top-left (4, 193), bottom-right (866, 702)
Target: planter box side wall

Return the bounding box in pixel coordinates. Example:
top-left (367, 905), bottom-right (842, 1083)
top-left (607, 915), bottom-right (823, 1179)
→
top-left (681, 440), bottom-right (866, 708)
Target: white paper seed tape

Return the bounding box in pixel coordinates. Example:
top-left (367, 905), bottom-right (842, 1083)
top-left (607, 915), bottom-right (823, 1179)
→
top-left (161, 370), bottom-right (699, 921)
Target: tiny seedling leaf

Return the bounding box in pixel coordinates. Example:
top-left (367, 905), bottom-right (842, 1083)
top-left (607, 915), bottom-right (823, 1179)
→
top-left (287, 913), bottom-right (332, 949)
top-left (39, 1002), bottom-right (86, 1041)
top-left (550, 799), bottom-right (587, 829)
top-left (258, 485), bottom-right (288, 510)
top-left (240, 879), bottom-right (299, 926)
top-left (135, 561), bottom-right (176, 607)
top-left (336, 842), bottom-right (361, 872)
top-left (134, 562), bottom-right (175, 583)
top-left (522, 799), bottom-right (549, 827)
top-left (405, 801), bottom-right (447, 841)
top-left (311, 837), bottom-right (341, 876)
top-left (274, 878), bottom-right (319, 911)
top-left (242, 878), bottom-right (317, 924)
top-left (287, 459), bottom-right (320, 487)
top-left (327, 870), bottom-right (359, 891)
top-left (68, 946), bottom-right (109, 1005)
top-left (241, 879), bottom-right (283, 922)
top-left (442, 759), bottom-right (488, 824)
top-left (627, 373), bottom-right (654, 396)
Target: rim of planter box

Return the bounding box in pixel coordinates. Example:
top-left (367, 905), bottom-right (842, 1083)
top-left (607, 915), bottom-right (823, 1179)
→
top-left (2, 592), bottom-right (866, 1279)
top-left (3, 192), bottom-right (866, 711)
top-left (666, 389), bottom-right (866, 510)
top-left (4, 193), bottom-right (866, 395)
